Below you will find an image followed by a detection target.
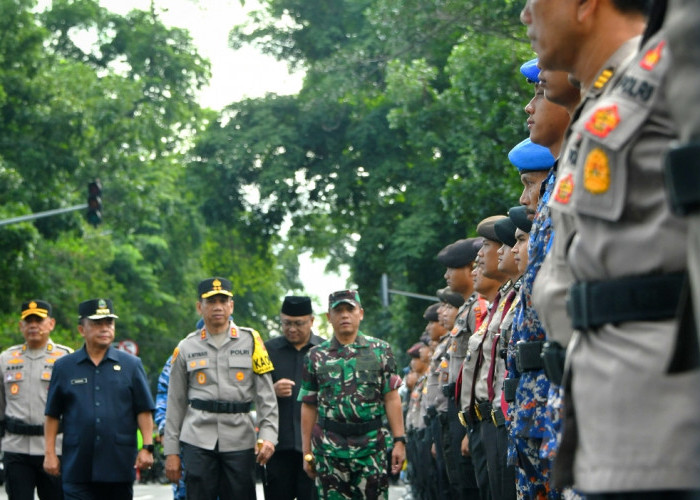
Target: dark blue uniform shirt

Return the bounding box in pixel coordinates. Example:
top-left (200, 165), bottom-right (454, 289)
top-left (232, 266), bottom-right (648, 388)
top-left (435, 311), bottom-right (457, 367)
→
top-left (45, 345), bottom-right (154, 483)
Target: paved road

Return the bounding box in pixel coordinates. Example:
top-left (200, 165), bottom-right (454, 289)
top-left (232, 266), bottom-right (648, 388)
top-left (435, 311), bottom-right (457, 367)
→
top-left (0, 481), bottom-right (410, 499)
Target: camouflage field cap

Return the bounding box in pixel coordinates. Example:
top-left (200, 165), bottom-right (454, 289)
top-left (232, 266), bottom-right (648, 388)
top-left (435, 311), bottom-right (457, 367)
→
top-left (329, 289), bottom-right (362, 309)
top-left (21, 300), bottom-right (52, 320)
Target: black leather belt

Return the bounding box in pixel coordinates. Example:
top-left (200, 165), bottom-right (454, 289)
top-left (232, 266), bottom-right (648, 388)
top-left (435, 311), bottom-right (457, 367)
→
top-left (5, 417), bottom-right (44, 436)
top-left (665, 142), bottom-right (700, 216)
top-left (473, 401), bottom-right (492, 422)
top-left (317, 416), bottom-right (382, 437)
top-left (189, 399), bottom-right (251, 413)
top-left (515, 341), bottom-right (545, 372)
top-left (567, 272), bottom-right (684, 331)
top-left (503, 377), bottom-right (519, 403)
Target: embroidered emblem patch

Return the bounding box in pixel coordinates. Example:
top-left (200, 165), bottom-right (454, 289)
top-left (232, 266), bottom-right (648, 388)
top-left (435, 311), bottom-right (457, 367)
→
top-left (10, 383), bottom-right (19, 395)
top-left (172, 347), bottom-right (180, 361)
top-left (15, 372), bottom-right (22, 380)
top-left (554, 173), bottom-right (574, 204)
top-left (585, 104), bottom-right (620, 138)
top-left (640, 40), bottom-right (665, 71)
top-left (199, 359), bottom-right (207, 366)
top-left (236, 371), bottom-right (245, 381)
top-left (593, 68), bottom-right (614, 90)
top-left (440, 360), bottom-right (448, 369)
top-left (197, 372), bottom-right (207, 385)
top-left (230, 326), bottom-right (238, 338)
top-left (41, 371), bottom-right (51, 380)
top-left (584, 148), bottom-right (611, 194)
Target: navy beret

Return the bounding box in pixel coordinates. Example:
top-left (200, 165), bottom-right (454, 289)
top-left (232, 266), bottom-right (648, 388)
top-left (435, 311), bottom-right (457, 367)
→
top-left (508, 138), bottom-right (555, 172)
top-left (493, 217), bottom-right (517, 247)
top-left (437, 287), bottom-right (465, 308)
top-left (476, 215), bottom-right (507, 243)
top-left (436, 237), bottom-right (482, 268)
top-left (423, 302), bottom-right (440, 322)
top-left (508, 206), bottom-right (532, 234)
top-left (520, 58), bottom-right (540, 83)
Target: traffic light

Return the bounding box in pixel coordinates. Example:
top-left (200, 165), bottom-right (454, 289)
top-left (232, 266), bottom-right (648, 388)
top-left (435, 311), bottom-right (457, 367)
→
top-left (86, 180), bottom-right (102, 226)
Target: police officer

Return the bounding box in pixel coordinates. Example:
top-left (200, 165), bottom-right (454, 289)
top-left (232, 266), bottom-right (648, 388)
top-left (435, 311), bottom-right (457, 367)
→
top-left (435, 238), bottom-right (482, 500)
top-left (44, 298), bottom-right (154, 499)
top-left (523, 0), bottom-right (700, 496)
top-left (0, 300), bottom-right (71, 500)
top-left (404, 341), bottom-right (431, 500)
top-left (299, 289), bottom-right (405, 499)
top-left (164, 277), bottom-right (278, 500)
top-left (264, 296), bottom-right (323, 500)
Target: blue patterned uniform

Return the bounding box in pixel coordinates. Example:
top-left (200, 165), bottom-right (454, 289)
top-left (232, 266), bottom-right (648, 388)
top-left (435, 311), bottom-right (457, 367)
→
top-left (506, 170), bottom-right (557, 499)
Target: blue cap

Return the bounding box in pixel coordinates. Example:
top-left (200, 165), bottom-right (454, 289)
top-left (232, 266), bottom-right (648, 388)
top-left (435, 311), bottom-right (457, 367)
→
top-left (508, 138), bottom-right (555, 172)
top-left (520, 58), bottom-right (540, 83)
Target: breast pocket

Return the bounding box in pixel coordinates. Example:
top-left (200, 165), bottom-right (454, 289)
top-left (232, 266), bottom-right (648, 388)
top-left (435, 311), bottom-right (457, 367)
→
top-left (4, 373), bottom-right (24, 399)
top-left (229, 356), bottom-right (253, 388)
top-left (187, 357), bottom-right (211, 387)
top-left (355, 356), bottom-right (381, 384)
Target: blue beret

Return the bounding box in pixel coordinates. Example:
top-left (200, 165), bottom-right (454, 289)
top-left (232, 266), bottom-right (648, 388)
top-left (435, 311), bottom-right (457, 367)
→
top-left (520, 58), bottom-right (540, 83)
top-left (508, 138), bottom-right (555, 172)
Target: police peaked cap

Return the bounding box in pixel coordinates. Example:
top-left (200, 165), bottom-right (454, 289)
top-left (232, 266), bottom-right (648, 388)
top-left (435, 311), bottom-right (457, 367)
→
top-left (21, 300), bottom-right (52, 320)
top-left (508, 206), bottom-right (533, 234)
top-left (436, 237), bottom-right (483, 268)
top-left (520, 58), bottom-right (540, 83)
top-left (281, 296), bottom-right (312, 316)
top-left (493, 217), bottom-right (518, 248)
top-left (508, 138), bottom-right (555, 173)
top-left (476, 215), bottom-right (507, 243)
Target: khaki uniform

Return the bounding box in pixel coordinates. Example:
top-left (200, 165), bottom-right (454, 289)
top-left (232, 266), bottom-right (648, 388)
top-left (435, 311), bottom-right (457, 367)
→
top-left (163, 321), bottom-right (278, 455)
top-left (0, 340), bottom-right (72, 454)
top-left (561, 32), bottom-right (700, 491)
top-left (426, 336), bottom-right (450, 414)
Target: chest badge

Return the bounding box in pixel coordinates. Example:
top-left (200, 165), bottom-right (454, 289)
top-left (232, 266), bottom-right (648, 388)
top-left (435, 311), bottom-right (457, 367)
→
top-left (197, 372), bottom-right (207, 385)
top-left (640, 40), bottom-right (665, 71)
top-left (583, 148), bottom-right (611, 194)
top-left (113, 365), bottom-right (121, 371)
top-left (10, 383), bottom-right (19, 395)
top-left (585, 104), bottom-right (620, 139)
top-left (554, 173), bottom-right (574, 204)
top-left (236, 371), bottom-right (245, 381)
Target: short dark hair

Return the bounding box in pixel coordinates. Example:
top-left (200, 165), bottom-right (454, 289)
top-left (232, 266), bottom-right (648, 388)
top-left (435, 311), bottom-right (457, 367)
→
top-left (612, 0), bottom-right (652, 15)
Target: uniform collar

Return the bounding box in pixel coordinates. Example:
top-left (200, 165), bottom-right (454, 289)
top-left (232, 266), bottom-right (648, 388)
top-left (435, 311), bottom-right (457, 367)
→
top-left (75, 344), bottom-right (120, 364)
top-left (329, 331), bottom-right (367, 350)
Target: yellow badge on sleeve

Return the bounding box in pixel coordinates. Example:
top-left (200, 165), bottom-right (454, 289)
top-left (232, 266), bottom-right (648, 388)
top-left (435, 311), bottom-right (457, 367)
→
top-left (172, 347), bottom-right (180, 362)
top-left (197, 372), bottom-right (207, 385)
top-left (554, 173), bottom-right (574, 204)
top-left (250, 329), bottom-right (274, 375)
top-left (584, 148), bottom-right (611, 194)
top-left (585, 104), bottom-right (620, 139)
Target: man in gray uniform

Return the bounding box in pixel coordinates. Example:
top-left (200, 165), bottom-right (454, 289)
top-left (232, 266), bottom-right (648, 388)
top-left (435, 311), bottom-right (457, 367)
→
top-left (0, 300), bottom-right (71, 500)
top-left (164, 277), bottom-right (278, 500)
top-left (523, 0), bottom-right (700, 496)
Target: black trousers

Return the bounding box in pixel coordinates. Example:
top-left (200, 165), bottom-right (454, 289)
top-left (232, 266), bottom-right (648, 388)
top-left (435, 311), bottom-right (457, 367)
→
top-left (427, 414), bottom-right (450, 499)
top-left (467, 420), bottom-right (490, 500)
top-left (62, 482), bottom-right (131, 500)
top-left (181, 442), bottom-right (256, 500)
top-left (262, 449), bottom-right (316, 500)
top-left (479, 419), bottom-right (515, 500)
top-left (443, 400), bottom-right (480, 500)
top-left (3, 452), bottom-right (63, 500)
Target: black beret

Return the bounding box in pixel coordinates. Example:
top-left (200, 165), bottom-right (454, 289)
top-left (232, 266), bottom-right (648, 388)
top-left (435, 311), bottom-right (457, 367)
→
top-left (436, 237), bottom-right (483, 268)
top-left (508, 206), bottom-right (533, 234)
top-left (423, 302), bottom-right (440, 322)
top-left (21, 300), bottom-right (52, 320)
top-left (494, 217), bottom-right (517, 248)
top-left (281, 296), bottom-right (313, 316)
top-left (198, 277), bottom-right (233, 299)
top-left (437, 287), bottom-right (465, 308)
top-left (476, 215), bottom-right (507, 243)
top-left (407, 342), bottom-right (424, 358)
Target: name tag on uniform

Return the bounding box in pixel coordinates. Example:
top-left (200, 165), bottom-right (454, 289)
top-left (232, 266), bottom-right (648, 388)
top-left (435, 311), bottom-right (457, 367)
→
top-left (71, 378), bottom-right (88, 385)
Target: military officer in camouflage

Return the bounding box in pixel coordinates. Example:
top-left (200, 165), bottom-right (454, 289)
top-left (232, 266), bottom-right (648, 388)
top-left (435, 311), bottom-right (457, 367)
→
top-left (0, 300), bottom-right (72, 500)
top-left (299, 289), bottom-right (405, 499)
top-left (163, 277), bottom-right (278, 500)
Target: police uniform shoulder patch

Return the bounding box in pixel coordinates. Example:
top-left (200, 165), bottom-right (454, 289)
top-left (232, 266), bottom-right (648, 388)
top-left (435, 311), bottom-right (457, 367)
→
top-left (172, 346), bottom-right (180, 362)
top-left (640, 40), bottom-right (665, 71)
top-left (585, 104), bottom-right (621, 139)
top-left (583, 148), bottom-right (611, 194)
top-left (554, 173), bottom-right (574, 204)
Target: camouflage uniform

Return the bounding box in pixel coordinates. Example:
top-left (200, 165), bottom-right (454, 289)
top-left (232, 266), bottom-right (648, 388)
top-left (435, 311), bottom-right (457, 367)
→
top-left (298, 332), bottom-right (402, 499)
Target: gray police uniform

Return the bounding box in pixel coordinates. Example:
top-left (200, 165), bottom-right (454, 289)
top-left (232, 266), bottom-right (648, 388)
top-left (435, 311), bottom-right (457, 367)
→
top-left (0, 340), bottom-right (72, 455)
top-left (559, 32), bottom-right (700, 492)
top-left (164, 321), bottom-right (278, 497)
top-left (424, 333), bottom-right (450, 497)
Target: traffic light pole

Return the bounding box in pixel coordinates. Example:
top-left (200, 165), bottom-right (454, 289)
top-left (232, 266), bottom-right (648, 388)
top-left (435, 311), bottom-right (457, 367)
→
top-left (0, 204), bottom-right (88, 228)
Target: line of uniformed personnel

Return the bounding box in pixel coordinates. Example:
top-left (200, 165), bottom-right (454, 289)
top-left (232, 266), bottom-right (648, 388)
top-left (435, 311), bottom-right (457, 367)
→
top-left (400, 1), bottom-right (700, 499)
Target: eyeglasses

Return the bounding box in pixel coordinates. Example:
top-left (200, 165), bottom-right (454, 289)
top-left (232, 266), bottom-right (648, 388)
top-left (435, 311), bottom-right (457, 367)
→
top-left (281, 319), bottom-right (309, 329)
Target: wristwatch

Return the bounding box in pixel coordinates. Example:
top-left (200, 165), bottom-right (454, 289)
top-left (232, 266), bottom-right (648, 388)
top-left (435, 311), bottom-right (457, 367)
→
top-left (393, 436), bottom-right (406, 444)
top-left (141, 444), bottom-right (154, 454)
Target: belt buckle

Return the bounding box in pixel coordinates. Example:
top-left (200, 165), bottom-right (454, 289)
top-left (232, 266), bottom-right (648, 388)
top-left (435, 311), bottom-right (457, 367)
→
top-left (474, 404), bottom-right (482, 420)
top-left (458, 411), bottom-right (467, 428)
top-left (491, 408), bottom-right (498, 427)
